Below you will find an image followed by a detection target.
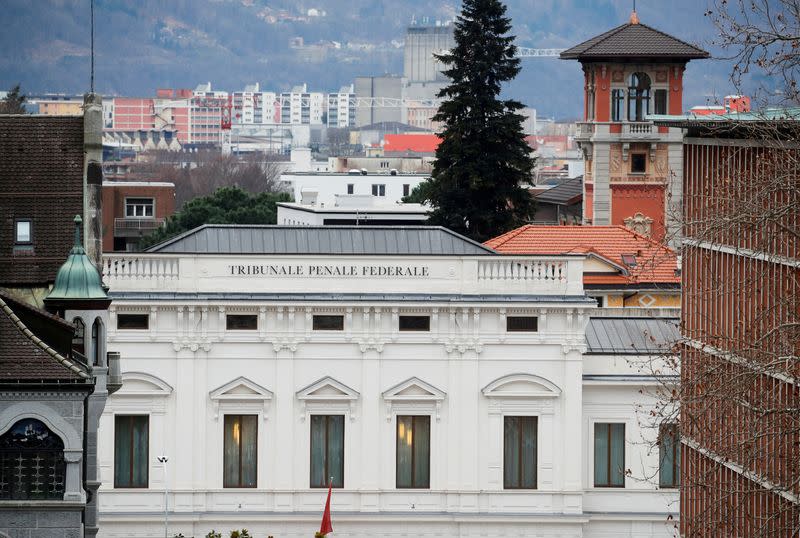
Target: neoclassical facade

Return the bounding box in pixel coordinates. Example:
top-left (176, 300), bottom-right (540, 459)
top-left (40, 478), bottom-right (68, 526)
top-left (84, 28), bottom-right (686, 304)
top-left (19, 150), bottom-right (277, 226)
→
top-left (98, 225), bottom-right (677, 537)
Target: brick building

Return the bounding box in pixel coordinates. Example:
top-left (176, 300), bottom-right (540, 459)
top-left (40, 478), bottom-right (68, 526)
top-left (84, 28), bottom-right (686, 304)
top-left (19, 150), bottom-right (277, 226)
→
top-left (561, 11), bottom-right (708, 242)
top-left (101, 181), bottom-right (176, 252)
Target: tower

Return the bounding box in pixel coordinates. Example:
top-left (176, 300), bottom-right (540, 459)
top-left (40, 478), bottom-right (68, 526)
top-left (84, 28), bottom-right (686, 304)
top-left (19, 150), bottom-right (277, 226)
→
top-left (561, 11), bottom-right (708, 241)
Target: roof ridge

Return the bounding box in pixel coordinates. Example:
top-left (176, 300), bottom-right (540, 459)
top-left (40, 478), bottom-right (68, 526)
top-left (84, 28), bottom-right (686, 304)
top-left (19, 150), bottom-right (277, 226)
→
top-left (560, 23), bottom-right (630, 56)
top-left (636, 21), bottom-right (708, 55)
top-left (0, 296), bottom-right (89, 379)
top-left (483, 224), bottom-right (533, 249)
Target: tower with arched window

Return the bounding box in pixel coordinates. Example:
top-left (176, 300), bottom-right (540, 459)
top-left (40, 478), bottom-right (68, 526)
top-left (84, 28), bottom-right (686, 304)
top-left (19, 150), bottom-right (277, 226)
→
top-left (561, 11), bottom-right (708, 241)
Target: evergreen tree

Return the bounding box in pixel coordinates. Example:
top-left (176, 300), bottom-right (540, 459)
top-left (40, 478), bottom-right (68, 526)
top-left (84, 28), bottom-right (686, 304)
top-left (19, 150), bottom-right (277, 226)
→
top-left (422, 0), bottom-right (535, 242)
top-left (0, 84), bottom-right (27, 114)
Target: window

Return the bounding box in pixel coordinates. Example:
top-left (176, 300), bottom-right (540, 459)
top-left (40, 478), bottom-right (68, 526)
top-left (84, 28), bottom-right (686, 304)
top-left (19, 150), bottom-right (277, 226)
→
top-left (589, 296), bottom-right (604, 307)
top-left (313, 315), bottom-right (344, 331)
top-left (403, 184), bottom-right (410, 197)
top-left (72, 318), bottom-right (85, 355)
top-left (117, 314), bottom-right (149, 330)
top-left (0, 418), bottom-right (66, 500)
top-left (223, 415), bottom-right (258, 488)
top-left (506, 316), bottom-right (538, 332)
top-left (659, 423), bottom-right (680, 488)
top-left (399, 315), bottom-right (430, 331)
top-left (627, 72), bottom-right (651, 122)
top-left (654, 89), bottom-right (668, 115)
top-left (611, 89), bottom-right (625, 122)
top-left (396, 415), bottom-right (430, 488)
top-left (346, 184), bottom-right (354, 195)
top-left (504, 416), bottom-right (537, 489)
top-left (125, 198), bottom-right (155, 218)
top-left (371, 184), bottom-right (386, 196)
top-left (594, 423), bottom-right (625, 487)
top-left (92, 319), bottom-right (102, 366)
top-left (114, 415), bottom-right (148, 488)
top-left (310, 415), bottom-right (344, 488)
top-left (631, 153), bottom-right (647, 174)
top-left (14, 219), bottom-right (32, 244)
top-left (380, 161), bottom-right (389, 168)
top-left (226, 314), bottom-right (258, 331)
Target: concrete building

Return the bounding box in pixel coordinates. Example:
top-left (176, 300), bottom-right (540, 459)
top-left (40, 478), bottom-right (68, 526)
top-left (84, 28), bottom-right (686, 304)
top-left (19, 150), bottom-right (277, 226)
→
top-left (280, 172), bottom-right (430, 206)
top-left (280, 84), bottom-right (325, 125)
top-left (97, 225), bottom-right (677, 537)
top-left (232, 83), bottom-right (279, 126)
top-left (277, 196), bottom-right (429, 226)
top-left (562, 11), bottom-right (709, 242)
top-left (354, 76), bottom-right (406, 127)
top-left (101, 182), bottom-right (176, 252)
top-left (327, 85), bottom-right (356, 128)
top-left (403, 23), bottom-right (454, 83)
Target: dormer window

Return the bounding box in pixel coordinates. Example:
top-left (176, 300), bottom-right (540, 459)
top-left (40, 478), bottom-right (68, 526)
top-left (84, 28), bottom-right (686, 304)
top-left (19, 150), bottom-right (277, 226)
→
top-left (627, 73), bottom-right (651, 121)
top-left (14, 219), bottom-right (32, 244)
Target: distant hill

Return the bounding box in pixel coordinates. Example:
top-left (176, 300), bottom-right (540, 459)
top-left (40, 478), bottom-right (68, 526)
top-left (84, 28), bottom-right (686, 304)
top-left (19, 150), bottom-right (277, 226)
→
top-left (0, 0), bottom-right (739, 117)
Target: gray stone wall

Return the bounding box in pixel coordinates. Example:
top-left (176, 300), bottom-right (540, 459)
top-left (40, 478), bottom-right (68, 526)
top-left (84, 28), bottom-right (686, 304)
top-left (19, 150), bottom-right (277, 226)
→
top-left (0, 507), bottom-right (83, 538)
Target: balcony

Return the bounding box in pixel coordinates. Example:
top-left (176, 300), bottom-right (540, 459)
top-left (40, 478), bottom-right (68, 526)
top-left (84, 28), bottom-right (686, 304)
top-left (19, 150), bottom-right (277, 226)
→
top-left (114, 217), bottom-right (165, 237)
top-left (621, 121), bottom-right (658, 140)
top-left (574, 121), bottom-right (659, 143)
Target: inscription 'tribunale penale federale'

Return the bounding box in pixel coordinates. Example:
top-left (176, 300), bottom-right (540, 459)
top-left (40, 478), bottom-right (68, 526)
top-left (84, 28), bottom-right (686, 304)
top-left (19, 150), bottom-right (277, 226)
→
top-left (227, 264), bottom-right (431, 277)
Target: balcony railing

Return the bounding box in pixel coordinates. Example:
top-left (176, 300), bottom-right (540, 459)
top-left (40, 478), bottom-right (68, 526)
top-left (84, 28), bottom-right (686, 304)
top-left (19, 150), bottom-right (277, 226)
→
top-left (622, 122), bottom-right (656, 137)
top-left (114, 217), bottom-right (165, 234)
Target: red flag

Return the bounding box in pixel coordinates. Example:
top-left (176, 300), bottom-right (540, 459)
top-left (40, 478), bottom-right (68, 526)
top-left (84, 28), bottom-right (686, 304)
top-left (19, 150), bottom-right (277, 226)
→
top-left (319, 480), bottom-right (333, 536)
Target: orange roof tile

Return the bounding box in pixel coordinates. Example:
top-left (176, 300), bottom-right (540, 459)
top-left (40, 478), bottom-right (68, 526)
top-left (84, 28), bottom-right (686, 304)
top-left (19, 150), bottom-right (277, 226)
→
top-left (485, 225), bottom-right (679, 285)
top-left (383, 134), bottom-right (441, 154)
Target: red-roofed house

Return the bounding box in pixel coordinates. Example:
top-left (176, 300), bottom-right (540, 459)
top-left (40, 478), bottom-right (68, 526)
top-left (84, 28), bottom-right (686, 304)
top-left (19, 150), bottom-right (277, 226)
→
top-left (383, 134), bottom-right (441, 156)
top-left (486, 225), bottom-right (680, 308)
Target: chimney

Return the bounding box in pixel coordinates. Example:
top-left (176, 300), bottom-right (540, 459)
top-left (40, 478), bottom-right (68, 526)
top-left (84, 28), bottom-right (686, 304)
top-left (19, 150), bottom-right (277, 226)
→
top-left (83, 93), bottom-right (104, 268)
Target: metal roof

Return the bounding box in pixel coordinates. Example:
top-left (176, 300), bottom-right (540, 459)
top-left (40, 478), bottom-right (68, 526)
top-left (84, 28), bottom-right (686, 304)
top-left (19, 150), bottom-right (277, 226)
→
top-left (585, 317), bottom-right (679, 355)
top-left (534, 176), bottom-right (583, 205)
top-left (147, 225), bottom-right (496, 256)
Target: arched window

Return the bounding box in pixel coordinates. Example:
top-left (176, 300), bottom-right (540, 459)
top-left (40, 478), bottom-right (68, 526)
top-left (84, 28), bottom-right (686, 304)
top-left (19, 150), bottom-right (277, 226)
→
top-left (72, 318), bottom-right (85, 356)
top-left (92, 318), bottom-right (103, 366)
top-left (627, 72), bottom-right (651, 122)
top-left (0, 419), bottom-right (66, 500)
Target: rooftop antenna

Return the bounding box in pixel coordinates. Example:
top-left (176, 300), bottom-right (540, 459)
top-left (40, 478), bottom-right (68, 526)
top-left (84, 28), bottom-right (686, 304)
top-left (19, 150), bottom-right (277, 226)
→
top-left (90, 0), bottom-right (95, 93)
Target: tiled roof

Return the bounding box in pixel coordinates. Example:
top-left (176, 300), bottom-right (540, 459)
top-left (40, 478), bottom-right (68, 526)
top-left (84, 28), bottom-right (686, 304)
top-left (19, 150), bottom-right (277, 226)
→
top-left (0, 292), bottom-right (88, 382)
top-left (383, 134), bottom-right (441, 154)
top-left (560, 20), bottom-right (709, 61)
top-left (0, 116), bottom-right (85, 286)
top-left (485, 225), bottom-right (679, 285)
top-left (534, 176), bottom-right (583, 205)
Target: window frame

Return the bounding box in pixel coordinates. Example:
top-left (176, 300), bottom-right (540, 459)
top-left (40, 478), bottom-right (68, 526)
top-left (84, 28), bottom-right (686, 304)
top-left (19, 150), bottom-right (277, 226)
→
top-left (14, 219), bottom-right (33, 245)
top-left (223, 414), bottom-right (258, 488)
top-left (116, 313), bottom-right (149, 330)
top-left (593, 422), bottom-right (626, 488)
top-left (630, 152), bottom-right (647, 174)
top-left (309, 414), bottom-right (345, 488)
top-left (114, 414), bottom-right (149, 489)
top-left (395, 415), bottom-right (431, 489)
top-left (654, 89), bottom-right (668, 116)
top-left (124, 197), bottom-right (155, 218)
top-left (402, 184), bottom-right (410, 197)
top-left (503, 415), bottom-right (538, 489)
top-left (658, 423), bottom-right (680, 488)
top-left (398, 315), bottom-right (430, 332)
top-left (371, 184), bottom-right (386, 197)
top-left (312, 314), bottom-right (344, 331)
top-left (346, 184), bottom-right (354, 195)
top-left (506, 316), bottom-right (538, 332)
top-left (226, 314), bottom-right (258, 331)
top-left (627, 72), bottom-right (652, 122)
top-left (611, 89), bottom-right (625, 122)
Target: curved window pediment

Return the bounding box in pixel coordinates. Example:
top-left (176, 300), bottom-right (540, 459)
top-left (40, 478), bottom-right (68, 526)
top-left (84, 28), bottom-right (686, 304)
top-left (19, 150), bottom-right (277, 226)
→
top-left (482, 373), bottom-right (561, 399)
top-left (0, 419), bottom-right (66, 500)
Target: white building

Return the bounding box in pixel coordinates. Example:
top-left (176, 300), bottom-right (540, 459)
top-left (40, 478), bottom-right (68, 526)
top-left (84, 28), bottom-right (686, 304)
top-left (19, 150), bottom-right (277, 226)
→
top-left (278, 195), bottom-right (429, 225)
top-left (327, 85), bottom-right (356, 128)
top-left (97, 226), bottom-right (677, 537)
top-left (232, 83), bottom-right (278, 126)
top-left (280, 172), bottom-right (430, 206)
top-left (280, 84), bottom-right (325, 125)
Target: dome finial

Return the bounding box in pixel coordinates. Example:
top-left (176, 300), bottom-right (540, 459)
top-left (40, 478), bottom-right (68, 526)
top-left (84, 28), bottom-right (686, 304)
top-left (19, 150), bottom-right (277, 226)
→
top-left (73, 215), bottom-right (83, 249)
top-left (630, 0), bottom-right (639, 24)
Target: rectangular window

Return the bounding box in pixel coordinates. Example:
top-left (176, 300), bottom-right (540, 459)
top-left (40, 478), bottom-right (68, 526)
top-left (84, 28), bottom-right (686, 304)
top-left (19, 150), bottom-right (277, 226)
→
top-left (654, 89), bottom-right (668, 115)
top-left (396, 415), bottom-right (430, 488)
top-left (611, 89), bottom-right (625, 122)
top-left (346, 184), bottom-right (354, 195)
top-left (399, 315), bottom-right (430, 331)
top-left (594, 423), bottom-right (625, 487)
top-left (310, 415), bottom-right (344, 488)
top-left (403, 184), bottom-right (410, 197)
top-left (589, 295), bottom-right (604, 307)
top-left (371, 184), bottom-right (386, 196)
top-left (631, 153), bottom-right (647, 174)
top-left (223, 415), bottom-right (258, 488)
top-left (659, 423), bottom-right (680, 488)
top-left (117, 314), bottom-right (149, 330)
top-left (506, 316), bottom-right (538, 332)
top-left (14, 220), bottom-right (32, 244)
top-left (226, 314), bottom-right (258, 330)
top-left (313, 315), bottom-right (344, 331)
top-left (125, 198), bottom-right (155, 218)
top-left (114, 415), bottom-right (149, 488)
top-left (504, 416), bottom-right (537, 489)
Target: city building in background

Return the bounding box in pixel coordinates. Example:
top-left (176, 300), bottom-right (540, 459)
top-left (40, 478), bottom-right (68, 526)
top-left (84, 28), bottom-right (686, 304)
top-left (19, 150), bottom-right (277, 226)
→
top-left (327, 85), bottom-right (356, 128)
top-left (280, 171), bottom-right (430, 206)
top-left (562, 11), bottom-right (709, 241)
top-left (280, 84), bottom-right (325, 125)
top-left (101, 181), bottom-right (176, 252)
top-left (277, 195), bottom-right (429, 225)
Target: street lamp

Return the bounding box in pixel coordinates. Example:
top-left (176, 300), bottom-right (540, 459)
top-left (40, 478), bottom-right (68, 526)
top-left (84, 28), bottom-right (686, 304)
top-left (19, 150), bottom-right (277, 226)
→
top-left (157, 456), bottom-right (169, 538)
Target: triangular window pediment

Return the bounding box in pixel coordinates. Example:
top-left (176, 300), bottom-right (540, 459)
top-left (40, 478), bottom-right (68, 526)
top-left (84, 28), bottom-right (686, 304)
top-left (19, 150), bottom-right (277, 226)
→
top-left (209, 376), bottom-right (273, 402)
top-left (383, 377), bottom-right (446, 402)
top-left (482, 374), bottom-right (561, 399)
top-left (296, 376), bottom-right (359, 401)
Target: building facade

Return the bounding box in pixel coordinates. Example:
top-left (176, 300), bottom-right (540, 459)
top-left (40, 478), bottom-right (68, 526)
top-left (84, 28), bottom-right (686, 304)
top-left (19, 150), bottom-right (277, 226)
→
top-left (101, 182), bottom-right (176, 252)
top-left (97, 225), bottom-right (677, 537)
top-left (562, 12), bottom-right (708, 242)
top-left (327, 86), bottom-right (356, 128)
top-left (280, 171), bottom-right (430, 206)
top-left (280, 85), bottom-right (325, 126)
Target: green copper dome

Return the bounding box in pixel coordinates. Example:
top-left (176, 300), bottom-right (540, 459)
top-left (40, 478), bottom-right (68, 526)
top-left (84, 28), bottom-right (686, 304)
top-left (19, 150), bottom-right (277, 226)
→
top-left (46, 215), bottom-right (108, 301)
